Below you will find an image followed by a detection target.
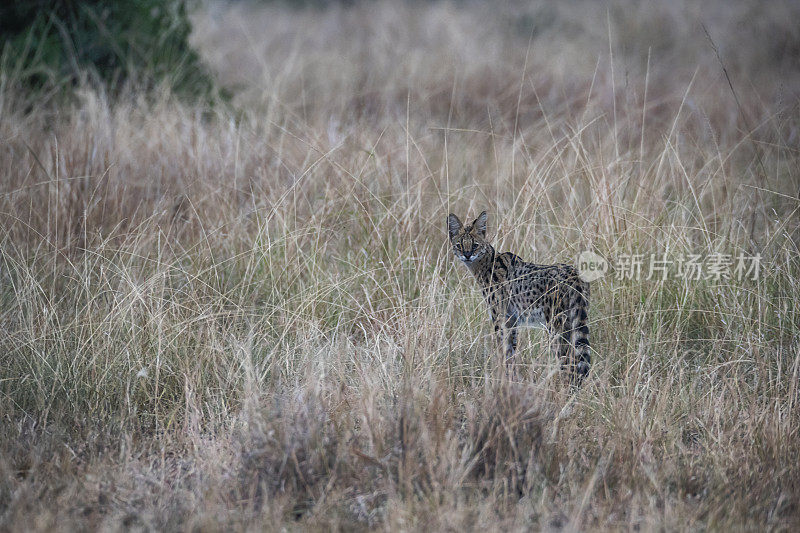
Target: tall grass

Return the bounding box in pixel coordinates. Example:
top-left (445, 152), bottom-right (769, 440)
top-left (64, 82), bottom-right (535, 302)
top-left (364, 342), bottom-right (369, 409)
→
top-left (1, 0), bottom-right (799, 529)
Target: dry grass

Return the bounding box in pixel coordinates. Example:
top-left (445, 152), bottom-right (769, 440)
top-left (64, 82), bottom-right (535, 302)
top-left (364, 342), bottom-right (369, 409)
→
top-left (1, 0), bottom-right (799, 530)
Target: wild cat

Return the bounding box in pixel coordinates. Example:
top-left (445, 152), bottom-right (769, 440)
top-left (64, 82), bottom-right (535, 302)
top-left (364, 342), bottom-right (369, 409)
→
top-left (448, 211), bottom-right (591, 384)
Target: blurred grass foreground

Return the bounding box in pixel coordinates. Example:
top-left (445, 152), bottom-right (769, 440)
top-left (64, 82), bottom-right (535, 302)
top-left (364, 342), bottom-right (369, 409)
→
top-left (1, 0), bottom-right (799, 530)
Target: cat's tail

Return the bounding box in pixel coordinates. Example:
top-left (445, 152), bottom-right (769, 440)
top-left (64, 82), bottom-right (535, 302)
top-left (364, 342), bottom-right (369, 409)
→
top-left (567, 279), bottom-right (591, 385)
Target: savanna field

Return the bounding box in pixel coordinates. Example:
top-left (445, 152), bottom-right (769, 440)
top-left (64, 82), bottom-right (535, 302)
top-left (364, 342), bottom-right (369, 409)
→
top-left (1, 1), bottom-right (799, 530)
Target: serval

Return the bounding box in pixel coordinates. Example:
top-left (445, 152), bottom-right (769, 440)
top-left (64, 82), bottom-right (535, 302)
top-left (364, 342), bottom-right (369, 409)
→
top-left (448, 211), bottom-right (591, 385)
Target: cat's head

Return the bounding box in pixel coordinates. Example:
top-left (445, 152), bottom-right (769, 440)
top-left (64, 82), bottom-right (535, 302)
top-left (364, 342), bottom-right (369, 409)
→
top-left (448, 211), bottom-right (490, 266)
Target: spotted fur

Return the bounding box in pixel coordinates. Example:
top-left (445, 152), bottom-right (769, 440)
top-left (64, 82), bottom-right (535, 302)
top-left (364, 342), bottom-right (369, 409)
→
top-left (448, 211), bottom-right (591, 384)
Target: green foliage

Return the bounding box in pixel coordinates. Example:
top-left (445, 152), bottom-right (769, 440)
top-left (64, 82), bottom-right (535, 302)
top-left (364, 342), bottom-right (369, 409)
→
top-left (0, 0), bottom-right (216, 98)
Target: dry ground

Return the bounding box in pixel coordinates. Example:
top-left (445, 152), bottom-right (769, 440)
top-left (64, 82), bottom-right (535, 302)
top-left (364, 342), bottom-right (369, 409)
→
top-left (1, 0), bottom-right (800, 530)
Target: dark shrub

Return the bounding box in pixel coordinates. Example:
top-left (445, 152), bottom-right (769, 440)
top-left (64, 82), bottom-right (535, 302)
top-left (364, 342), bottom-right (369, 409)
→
top-left (0, 0), bottom-right (216, 98)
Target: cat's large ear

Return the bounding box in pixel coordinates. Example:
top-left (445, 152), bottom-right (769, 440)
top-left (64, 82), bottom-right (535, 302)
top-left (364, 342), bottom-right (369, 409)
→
top-left (472, 210), bottom-right (487, 238)
top-left (447, 213), bottom-right (463, 241)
